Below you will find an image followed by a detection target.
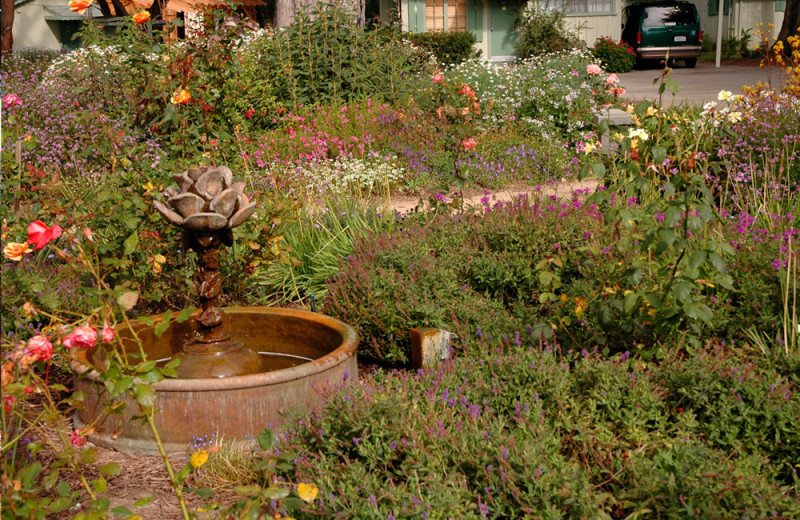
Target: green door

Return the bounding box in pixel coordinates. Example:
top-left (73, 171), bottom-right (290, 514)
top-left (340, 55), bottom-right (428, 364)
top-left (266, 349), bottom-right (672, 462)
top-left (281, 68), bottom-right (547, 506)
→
top-left (489, 0), bottom-right (517, 60)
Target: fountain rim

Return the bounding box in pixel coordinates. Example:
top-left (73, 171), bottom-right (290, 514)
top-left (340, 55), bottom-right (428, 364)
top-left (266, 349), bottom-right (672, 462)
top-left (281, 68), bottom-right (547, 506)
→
top-left (70, 307), bottom-right (359, 392)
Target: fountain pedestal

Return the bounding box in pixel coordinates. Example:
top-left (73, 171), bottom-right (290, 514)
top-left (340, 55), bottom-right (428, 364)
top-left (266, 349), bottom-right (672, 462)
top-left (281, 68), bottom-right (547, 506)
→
top-left (70, 165), bottom-right (358, 453)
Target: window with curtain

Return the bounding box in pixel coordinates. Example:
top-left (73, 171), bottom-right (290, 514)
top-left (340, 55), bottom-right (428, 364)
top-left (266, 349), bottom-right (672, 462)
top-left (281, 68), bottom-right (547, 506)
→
top-left (538, 0), bottom-right (613, 15)
top-left (426, 0), bottom-right (467, 31)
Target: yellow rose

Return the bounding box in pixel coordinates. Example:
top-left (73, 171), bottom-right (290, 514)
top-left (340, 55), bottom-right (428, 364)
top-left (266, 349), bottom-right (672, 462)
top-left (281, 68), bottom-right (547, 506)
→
top-left (190, 449), bottom-right (208, 468)
top-left (297, 483), bottom-right (319, 503)
top-left (68, 0), bottom-right (93, 14)
top-left (4, 242), bottom-right (32, 262)
top-left (132, 10), bottom-right (150, 25)
top-left (170, 89), bottom-right (192, 105)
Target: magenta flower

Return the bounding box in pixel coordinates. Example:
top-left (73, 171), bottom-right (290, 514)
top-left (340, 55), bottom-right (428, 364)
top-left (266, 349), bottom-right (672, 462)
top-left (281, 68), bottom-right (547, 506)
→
top-left (2, 93), bottom-right (22, 110)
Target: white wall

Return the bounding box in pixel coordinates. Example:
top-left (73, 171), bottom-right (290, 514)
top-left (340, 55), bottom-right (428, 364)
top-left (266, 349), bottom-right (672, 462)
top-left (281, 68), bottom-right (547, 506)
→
top-left (566, 12), bottom-right (621, 44)
top-left (13, 1), bottom-right (62, 51)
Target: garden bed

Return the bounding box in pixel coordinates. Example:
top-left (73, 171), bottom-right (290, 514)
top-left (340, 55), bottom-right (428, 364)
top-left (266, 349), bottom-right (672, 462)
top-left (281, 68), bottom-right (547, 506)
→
top-left (2, 8), bottom-right (800, 519)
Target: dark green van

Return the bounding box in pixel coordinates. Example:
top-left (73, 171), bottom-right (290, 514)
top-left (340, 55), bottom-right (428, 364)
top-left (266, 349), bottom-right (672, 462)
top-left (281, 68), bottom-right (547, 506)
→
top-left (621, 1), bottom-right (702, 68)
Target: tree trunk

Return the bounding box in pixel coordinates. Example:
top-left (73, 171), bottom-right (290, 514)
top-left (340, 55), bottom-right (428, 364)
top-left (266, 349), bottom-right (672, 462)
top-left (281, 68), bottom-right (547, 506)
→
top-left (274, 0), bottom-right (296, 27)
top-left (776, 0), bottom-right (800, 48)
top-left (1, 0), bottom-right (14, 54)
top-left (96, 0), bottom-right (114, 18)
top-left (109, 0), bottom-right (129, 17)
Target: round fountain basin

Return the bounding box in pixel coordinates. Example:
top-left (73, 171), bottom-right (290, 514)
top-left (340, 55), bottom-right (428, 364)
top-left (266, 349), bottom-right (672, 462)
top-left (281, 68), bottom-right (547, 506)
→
top-left (71, 308), bottom-right (358, 455)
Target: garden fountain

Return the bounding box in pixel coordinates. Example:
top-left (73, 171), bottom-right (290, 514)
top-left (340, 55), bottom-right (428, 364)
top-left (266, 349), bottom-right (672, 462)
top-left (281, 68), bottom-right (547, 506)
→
top-left (72, 166), bottom-right (358, 454)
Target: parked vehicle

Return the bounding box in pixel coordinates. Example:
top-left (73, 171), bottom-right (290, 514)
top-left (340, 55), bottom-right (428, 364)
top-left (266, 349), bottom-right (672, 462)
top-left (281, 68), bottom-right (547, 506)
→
top-left (621, 1), bottom-right (702, 68)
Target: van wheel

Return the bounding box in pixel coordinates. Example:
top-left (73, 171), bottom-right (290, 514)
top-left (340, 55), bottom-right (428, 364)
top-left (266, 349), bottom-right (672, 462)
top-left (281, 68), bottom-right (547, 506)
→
top-left (685, 58), bottom-right (697, 68)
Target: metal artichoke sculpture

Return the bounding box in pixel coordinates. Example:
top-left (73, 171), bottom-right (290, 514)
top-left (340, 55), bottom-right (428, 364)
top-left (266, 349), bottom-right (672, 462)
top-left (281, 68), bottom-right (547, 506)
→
top-left (153, 165), bottom-right (256, 238)
top-left (151, 165), bottom-right (263, 378)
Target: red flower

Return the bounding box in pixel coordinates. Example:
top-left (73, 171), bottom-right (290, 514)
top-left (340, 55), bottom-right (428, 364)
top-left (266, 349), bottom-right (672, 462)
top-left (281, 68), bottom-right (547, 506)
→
top-left (27, 220), bottom-right (62, 251)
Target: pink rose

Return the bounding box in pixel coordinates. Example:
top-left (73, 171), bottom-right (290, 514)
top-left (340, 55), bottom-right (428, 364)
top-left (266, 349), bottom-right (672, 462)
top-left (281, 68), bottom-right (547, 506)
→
top-left (586, 64), bottom-right (602, 75)
top-left (25, 335), bottom-right (53, 361)
top-left (433, 71), bottom-right (443, 83)
top-left (2, 93), bottom-right (22, 110)
top-left (101, 326), bottom-right (115, 343)
top-left (606, 73), bottom-right (619, 85)
top-left (63, 325), bottom-right (97, 350)
top-left (462, 137), bottom-right (478, 151)
top-left (71, 429), bottom-right (86, 447)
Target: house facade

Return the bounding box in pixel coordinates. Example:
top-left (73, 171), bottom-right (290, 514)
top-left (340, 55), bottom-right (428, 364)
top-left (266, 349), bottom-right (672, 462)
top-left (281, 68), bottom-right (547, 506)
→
top-left (399, 0), bottom-right (789, 61)
top-left (10, 0), bottom-right (262, 51)
top-left (12, 0), bottom-right (115, 51)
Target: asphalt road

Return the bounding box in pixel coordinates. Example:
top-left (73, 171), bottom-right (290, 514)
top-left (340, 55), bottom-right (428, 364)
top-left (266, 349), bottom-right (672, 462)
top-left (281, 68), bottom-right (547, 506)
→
top-left (617, 60), bottom-right (774, 105)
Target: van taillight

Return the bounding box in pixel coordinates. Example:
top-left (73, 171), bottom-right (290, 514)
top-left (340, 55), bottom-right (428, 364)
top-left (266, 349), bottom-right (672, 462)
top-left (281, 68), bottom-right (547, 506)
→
top-left (698, 30), bottom-right (702, 42)
top-left (637, 32), bottom-right (641, 44)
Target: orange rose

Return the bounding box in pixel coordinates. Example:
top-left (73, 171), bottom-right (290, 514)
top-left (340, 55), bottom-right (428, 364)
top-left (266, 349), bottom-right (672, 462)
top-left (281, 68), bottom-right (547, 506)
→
top-left (132, 10), bottom-right (150, 25)
top-left (68, 0), bottom-right (93, 14)
top-left (170, 89), bottom-right (191, 105)
top-left (4, 242), bottom-right (32, 262)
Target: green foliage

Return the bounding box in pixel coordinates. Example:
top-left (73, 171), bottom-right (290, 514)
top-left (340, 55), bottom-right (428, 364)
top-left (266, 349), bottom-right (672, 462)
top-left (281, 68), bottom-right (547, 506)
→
top-left (248, 4), bottom-right (429, 110)
top-left (260, 340), bottom-right (800, 518)
top-left (514, 8), bottom-right (582, 59)
top-left (252, 198), bottom-right (394, 305)
top-left (591, 36), bottom-right (636, 73)
top-left (581, 86), bottom-right (739, 352)
top-left (403, 30), bottom-right (479, 67)
top-left (322, 197), bottom-right (609, 365)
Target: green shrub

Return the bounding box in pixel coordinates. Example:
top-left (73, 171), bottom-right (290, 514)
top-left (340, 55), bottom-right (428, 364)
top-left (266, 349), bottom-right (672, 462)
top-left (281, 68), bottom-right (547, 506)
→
top-left (252, 198), bottom-right (394, 305)
top-left (403, 30), bottom-right (479, 67)
top-left (258, 4), bottom-right (429, 109)
top-left (225, 340), bottom-right (800, 518)
top-left (590, 36), bottom-right (636, 72)
top-left (514, 8), bottom-right (582, 59)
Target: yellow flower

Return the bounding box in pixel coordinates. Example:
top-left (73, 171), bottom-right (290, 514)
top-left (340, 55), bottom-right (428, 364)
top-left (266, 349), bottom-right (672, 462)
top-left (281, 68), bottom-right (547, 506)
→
top-left (68, 0), bottom-right (93, 14)
top-left (583, 141), bottom-right (597, 154)
top-left (190, 449), bottom-right (208, 468)
top-left (297, 482), bottom-right (319, 503)
top-left (628, 128), bottom-right (649, 141)
top-left (645, 106), bottom-right (658, 117)
top-left (132, 10), bottom-right (150, 25)
top-left (574, 297), bottom-right (588, 318)
top-left (717, 90), bottom-right (733, 101)
top-left (4, 242), bottom-right (32, 262)
top-left (727, 111), bottom-right (742, 123)
top-left (170, 89), bottom-right (192, 105)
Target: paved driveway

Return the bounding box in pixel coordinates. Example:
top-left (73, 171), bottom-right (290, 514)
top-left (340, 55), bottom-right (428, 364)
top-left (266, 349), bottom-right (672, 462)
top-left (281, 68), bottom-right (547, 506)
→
top-left (618, 60), bottom-right (773, 105)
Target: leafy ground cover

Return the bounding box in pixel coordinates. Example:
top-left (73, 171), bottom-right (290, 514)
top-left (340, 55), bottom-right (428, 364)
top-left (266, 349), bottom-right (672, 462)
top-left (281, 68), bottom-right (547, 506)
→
top-left (2, 7), bottom-right (800, 519)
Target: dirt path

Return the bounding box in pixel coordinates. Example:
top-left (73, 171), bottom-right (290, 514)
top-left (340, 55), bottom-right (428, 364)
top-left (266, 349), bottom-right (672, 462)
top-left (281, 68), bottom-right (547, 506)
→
top-left (388, 179), bottom-right (599, 215)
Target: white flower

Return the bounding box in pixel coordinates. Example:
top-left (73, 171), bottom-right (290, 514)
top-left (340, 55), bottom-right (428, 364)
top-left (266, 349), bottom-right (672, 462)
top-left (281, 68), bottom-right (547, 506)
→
top-left (727, 111), bottom-right (742, 123)
top-left (628, 129), bottom-right (649, 141)
top-left (717, 90), bottom-right (733, 101)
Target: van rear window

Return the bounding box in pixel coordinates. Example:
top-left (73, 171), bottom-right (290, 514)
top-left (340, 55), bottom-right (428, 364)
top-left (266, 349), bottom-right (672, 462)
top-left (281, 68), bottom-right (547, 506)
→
top-left (642, 6), bottom-right (695, 27)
